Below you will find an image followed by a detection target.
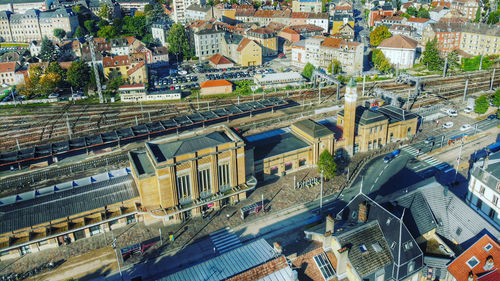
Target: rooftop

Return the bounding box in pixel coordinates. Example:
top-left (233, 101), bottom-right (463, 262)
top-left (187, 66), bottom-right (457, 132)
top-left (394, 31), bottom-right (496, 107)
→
top-left (0, 62), bottom-right (17, 73)
top-left (376, 105), bottom-right (419, 124)
top-left (292, 119), bottom-right (333, 139)
top-left (209, 54), bottom-right (233, 65)
top-left (378, 35), bottom-right (418, 49)
top-left (249, 130), bottom-right (310, 161)
top-left (200, 79), bottom-right (233, 88)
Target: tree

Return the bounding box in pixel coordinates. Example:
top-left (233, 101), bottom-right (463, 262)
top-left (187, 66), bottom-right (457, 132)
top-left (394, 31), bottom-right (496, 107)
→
top-left (47, 62), bottom-right (66, 78)
top-left (97, 4), bottom-right (112, 20)
top-left (167, 23), bottom-right (192, 60)
top-left (302, 62), bottom-right (315, 79)
top-left (473, 7), bottom-right (481, 23)
top-left (84, 20), bottom-right (97, 35)
top-left (493, 89), bottom-right (500, 107)
top-left (329, 59), bottom-right (341, 74)
top-left (67, 61), bottom-right (91, 90)
top-left (446, 50), bottom-right (460, 73)
top-left (407, 6), bottom-right (417, 16)
top-left (422, 38), bottom-right (443, 71)
top-left (317, 150), bottom-right (337, 180)
top-left (97, 25), bottom-right (120, 39)
top-left (53, 29), bottom-right (66, 40)
top-left (487, 10), bottom-right (500, 25)
top-left (475, 95), bottom-right (489, 114)
top-left (417, 8), bottom-right (430, 19)
top-left (123, 15), bottom-right (147, 38)
top-left (39, 37), bottom-right (58, 62)
top-left (144, 4), bottom-right (153, 14)
top-left (369, 25), bottom-right (391, 46)
top-left (74, 26), bottom-right (86, 38)
top-left (371, 49), bottom-right (392, 73)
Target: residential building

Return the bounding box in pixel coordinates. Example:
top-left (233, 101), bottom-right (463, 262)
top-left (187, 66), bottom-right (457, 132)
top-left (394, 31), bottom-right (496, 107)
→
top-left (247, 28), bottom-right (277, 57)
top-left (0, 62), bottom-right (24, 85)
top-left (200, 79), bottom-right (232, 95)
top-left (102, 55), bottom-right (147, 84)
top-left (150, 46), bottom-right (169, 67)
top-left (192, 28), bottom-right (223, 60)
top-left (331, 14), bottom-right (354, 35)
top-left (422, 22), bottom-right (463, 53)
top-left (173, 0), bottom-right (204, 23)
top-left (450, 0), bottom-right (480, 21)
top-left (151, 19), bottom-right (171, 47)
top-left (467, 150), bottom-right (500, 229)
top-left (389, 24), bottom-right (416, 38)
top-left (116, 0), bottom-right (152, 15)
top-left (406, 17), bottom-right (434, 38)
top-left (185, 4), bottom-right (213, 22)
top-left (291, 0), bottom-right (322, 13)
top-left (221, 33), bottom-right (262, 66)
top-left (129, 125), bottom-right (252, 222)
top-left (110, 38), bottom-right (131, 56)
top-left (305, 12), bottom-right (328, 33)
top-left (447, 234), bottom-right (500, 281)
top-left (287, 24), bottom-right (323, 39)
top-left (253, 72), bottom-right (305, 89)
top-left (0, 8), bottom-right (78, 43)
top-left (460, 23), bottom-right (500, 56)
top-left (208, 53), bottom-right (233, 69)
top-left (368, 3), bottom-right (395, 27)
top-left (278, 27), bottom-right (300, 43)
top-left (378, 35), bottom-right (418, 69)
top-left (331, 1), bottom-right (354, 17)
top-left (430, 5), bottom-right (451, 22)
top-left (335, 23), bottom-right (355, 41)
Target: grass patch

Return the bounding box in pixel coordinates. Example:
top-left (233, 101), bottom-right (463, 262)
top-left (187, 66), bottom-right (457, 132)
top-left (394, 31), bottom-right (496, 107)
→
top-left (0, 102), bottom-right (51, 108)
top-left (0, 43), bottom-right (28, 47)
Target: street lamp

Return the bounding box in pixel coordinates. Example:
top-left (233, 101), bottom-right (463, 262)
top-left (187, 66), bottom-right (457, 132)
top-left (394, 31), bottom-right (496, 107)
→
top-left (320, 169), bottom-right (324, 213)
top-left (112, 238), bottom-right (123, 280)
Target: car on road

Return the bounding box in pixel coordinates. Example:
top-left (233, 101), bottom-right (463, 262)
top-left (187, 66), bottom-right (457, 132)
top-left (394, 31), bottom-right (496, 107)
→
top-left (424, 136), bottom-right (435, 144)
top-left (464, 106), bottom-right (473, 113)
top-left (383, 149), bottom-right (400, 163)
top-left (460, 124), bottom-right (472, 131)
top-left (442, 121), bottom-right (454, 129)
top-left (48, 93), bottom-right (59, 99)
top-left (447, 109), bottom-right (458, 117)
top-left (487, 114), bottom-right (498, 120)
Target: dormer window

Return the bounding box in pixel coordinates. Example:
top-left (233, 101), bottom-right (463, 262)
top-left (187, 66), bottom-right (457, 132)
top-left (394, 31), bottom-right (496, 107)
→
top-left (484, 244), bottom-right (493, 252)
top-left (466, 256), bottom-right (479, 268)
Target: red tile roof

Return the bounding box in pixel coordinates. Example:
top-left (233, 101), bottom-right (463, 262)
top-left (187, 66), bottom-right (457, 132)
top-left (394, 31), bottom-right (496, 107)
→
top-left (478, 269), bottom-right (500, 281)
top-left (127, 61), bottom-right (145, 76)
top-left (321, 37), bottom-right (343, 48)
top-left (226, 256), bottom-right (289, 281)
top-left (0, 62), bottom-right (17, 73)
top-left (378, 35), bottom-right (418, 49)
top-left (209, 54), bottom-right (233, 65)
top-left (119, 84), bottom-right (145, 89)
top-left (200, 79), bottom-right (232, 88)
top-left (407, 17), bottom-right (431, 23)
top-left (448, 234), bottom-right (500, 281)
top-left (292, 247), bottom-right (338, 281)
top-left (237, 38), bottom-right (252, 51)
top-left (335, 6), bottom-right (352, 10)
top-left (103, 55), bottom-right (130, 67)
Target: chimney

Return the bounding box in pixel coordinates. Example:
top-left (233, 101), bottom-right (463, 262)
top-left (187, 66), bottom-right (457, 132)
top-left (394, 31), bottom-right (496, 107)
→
top-left (325, 215), bottom-right (335, 234)
top-left (358, 201), bottom-right (369, 222)
top-left (323, 231), bottom-right (333, 248)
top-left (336, 246), bottom-right (349, 276)
top-left (273, 242), bottom-right (282, 255)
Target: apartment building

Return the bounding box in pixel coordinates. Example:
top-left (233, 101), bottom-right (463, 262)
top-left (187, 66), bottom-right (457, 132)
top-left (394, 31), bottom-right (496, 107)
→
top-left (460, 23), bottom-right (500, 56)
top-left (450, 0), bottom-right (480, 21)
top-left (467, 151), bottom-right (500, 229)
top-left (151, 19), bottom-right (171, 47)
top-left (185, 4), bottom-right (214, 22)
top-left (0, 62), bottom-right (24, 85)
top-left (173, 0), bottom-right (204, 23)
top-left (291, 0), bottom-right (322, 13)
top-left (221, 33), bottom-right (262, 66)
top-left (247, 28), bottom-right (277, 57)
top-left (0, 8), bottom-right (78, 42)
top-left (422, 22), bottom-right (463, 53)
top-left (193, 28), bottom-right (224, 60)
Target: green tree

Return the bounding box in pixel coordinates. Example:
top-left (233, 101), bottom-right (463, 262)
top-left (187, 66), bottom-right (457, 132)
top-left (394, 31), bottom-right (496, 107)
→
top-left (107, 74), bottom-right (125, 91)
top-left (123, 15), bottom-right (147, 38)
top-left (493, 89), bottom-right (500, 107)
top-left (39, 37), bottom-right (58, 62)
top-left (371, 49), bottom-right (392, 72)
top-left (487, 10), bottom-right (500, 24)
top-left (47, 62), bottom-right (66, 79)
top-left (53, 28), bottom-right (66, 40)
top-left (327, 59), bottom-right (341, 74)
top-left (317, 150), bottom-right (337, 180)
top-left (473, 7), bottom-right (481, 23)
top-left (167, 23), bottom-right (192, 60)
top-left (74, 26), bottom-right (86, 38)
top-left (417, 8), bottom-right (430, 19)
top-left (407, 6), bottom-right (417, 16)
top-left (446, 50), bottom-right (460, 73)
top-left (72, 4), bottom-right (83, 14)
top-left (84, 20), bottom-right (96, 35)
top-left (97, 4), bottom-right (112, 20)
top-left (422, 38), bottom-right (443, 71)
top-left (369, 25), bottom-right (391, 46)
top-left (144, 4), bottom-right (153, 14)
top-left (475, 95), bottom-right (489, 114)
top-left (67, 61), bottom-right (91, 90)
top-left (98, 19), bottom-right (108, 29)
top-left (302, 62), bottom-right (315, 79)
top-left (97, 25), bottom-right (120, 39)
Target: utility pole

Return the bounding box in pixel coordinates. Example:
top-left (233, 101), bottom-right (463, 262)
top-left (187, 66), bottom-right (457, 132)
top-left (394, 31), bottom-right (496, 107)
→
top-left (479, 54), bottom-right (484, 70)
top-left (16, 138), bottom-right (20, 150)
top-left (318, 87), bottom-right (321, 104)
top-left (443, 57), bottom-right (448, 77)
top-left (86, 36), bottom-right (103, 103)
top-left (490, 68), bottom-right (496, 91)
top-left (320, 169), bottom-right (324, 213)
top-left (463, 78), bottom-right (469, 102)
top-left (362, 75), bottom-right (366, 96)
top-left (112, 239), bottom-right (123, 281)
top-left (66, 113), bottom-right (72, 139)
top-left (454, 140), bottom-right (464, 184)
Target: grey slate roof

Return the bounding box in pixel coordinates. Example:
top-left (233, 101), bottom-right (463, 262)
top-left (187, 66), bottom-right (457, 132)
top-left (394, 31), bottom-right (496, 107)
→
top-left (0, 175), bottom-right (138, 234)
top-left (424, 256), bottom-right (452, 281)
top-left (376, 105), bottom-right (419, 124)
top-left (129, 150), bottom-right (155, 177)
top-left (336, 220), bottom-right (394, 277)
top-left (159, 239), bottom-right (279, 281)
top-left (186, 4), bottom-right (211, 12)
top-left (146, 131), bottom-right (233, 163)
top-left (293, 119), bottom-right (333, 139)
top-left (251, 132), bottom-right (310, 161)
top-left (338, 106), bottom-right (388, 126)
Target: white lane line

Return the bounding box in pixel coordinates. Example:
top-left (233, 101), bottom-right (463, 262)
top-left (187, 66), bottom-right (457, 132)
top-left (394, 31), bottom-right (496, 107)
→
top-left (370, 184), bottom-right (374, 191)
top-left (375, 177), bottom-right (379, 183)
top-left (379, 170), bottom-right (383, 176)
top-left (383, 165), bottom-right (388, 170)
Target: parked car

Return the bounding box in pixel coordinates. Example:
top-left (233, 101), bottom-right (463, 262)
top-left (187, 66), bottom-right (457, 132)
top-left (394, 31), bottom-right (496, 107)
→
top-left (424, 136), bottom-right (435, 144)
top-left (447, 109), bottom-right (458, 117)
top-left (487, 114), bottom-right (498, 120)
top-left (460, 124), bottom-right (472, 131)
top-left (464, 106), bottom-right (473, 113)
top-left (442, 122), bottom-right (454, 129)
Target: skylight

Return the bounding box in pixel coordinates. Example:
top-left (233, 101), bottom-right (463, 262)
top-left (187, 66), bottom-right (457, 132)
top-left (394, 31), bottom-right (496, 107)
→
top-left (484, 244), bottom-right (493, 252)
top-left (467, 256), bottom-right (479, 268)
top-left (359, 244), bottom-right (368, 253)
top-left (313, 252), bottom-right (336, 281)
top-left (372, 242), bottom-right (382, 253)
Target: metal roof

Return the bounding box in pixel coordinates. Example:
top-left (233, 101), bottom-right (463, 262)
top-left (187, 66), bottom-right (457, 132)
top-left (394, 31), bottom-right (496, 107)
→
top-left (251, 132), bottom-right (310, 161)
top-left (159, 239), bottom-right (278, 281)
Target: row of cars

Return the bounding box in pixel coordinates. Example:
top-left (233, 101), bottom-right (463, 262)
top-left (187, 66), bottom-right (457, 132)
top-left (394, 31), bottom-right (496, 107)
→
top-left (152, 75), bottom-right (199, 89)
top-left (205, 68), bottom-right (275, 81)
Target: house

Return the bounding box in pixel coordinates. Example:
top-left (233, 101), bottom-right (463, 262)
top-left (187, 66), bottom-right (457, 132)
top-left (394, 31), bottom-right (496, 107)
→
top-left (305, 12), bottom-right (329, 33)
top-left (375, 15), bottom-right (406, 28)
top-left (151, 19), bottom-right (171, 47)
top-left (447, 234), bottom-right (500, 281)
top-left (287, 24), bottom-right (324, 39)
top-left (291, 0), bottom-right (322, 13)
top-left (0, 62), bottom-right (24, 86)
top-left (467, 150), bottom-right (500, 229)
top-left (422, 22), bottom-right (463, 53)
top-left (150, 46), bottom-right (169, 67)
top-left (247, 27), bottom-right (278, 57)
top-left (378, 35), bottom-right (418, 69)
top-left (103, 55), bottom-right (147, 84)
top-left (185, 4), bottom-right (214, 22)
top-left (192, 28), bottom-right (224, 60)
top-left (222, 33), bottom-right (262, 66)
top-left (331, 14), bottom-right (354, 35)
top-left (200, 79), bottom-right (233, 95)
top-left (110, 38), bottom-right (131, 56)
top-left (278, 27), bottom-right (300, 43)
top-left (368, 3), bottom-right (395, 27)
top-left (389, 24), bottom-right (416, 39)
top-left (208, 53), bottom-right (234, 69)
top-left (406, 17), bottom-right (434, 38)
top-left (127, 61), bottom-right (147, 84)
top-left (337, 23), bottom-right (355, 41)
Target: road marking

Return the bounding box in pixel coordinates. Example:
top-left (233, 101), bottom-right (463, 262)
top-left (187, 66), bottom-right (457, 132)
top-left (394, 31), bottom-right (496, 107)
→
top-left (374, 177), bottom-right (379, 183)
top-left (379, 170), bottom-right (383, 176)
top-left (383, 165), bottom-right (388, 170)
top-left (370, 184), bottom-right (374, 191)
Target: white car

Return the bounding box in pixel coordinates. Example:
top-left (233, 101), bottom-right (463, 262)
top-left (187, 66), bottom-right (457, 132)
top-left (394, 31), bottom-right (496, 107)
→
top-left (460, 124), bottom-right (472, 131)
top-left (442, 121), bottom-right (454, 129)
top-left (48, 93), bottom-right (59, 99)
top-left (447, 109), bottom-right (458, 117)
top-left (464, 106), bottom-right (473, 114)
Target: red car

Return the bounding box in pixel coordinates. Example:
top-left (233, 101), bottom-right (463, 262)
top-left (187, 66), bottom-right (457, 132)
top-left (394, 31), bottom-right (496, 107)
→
top-left (278, 53), bottom-right (286, 58)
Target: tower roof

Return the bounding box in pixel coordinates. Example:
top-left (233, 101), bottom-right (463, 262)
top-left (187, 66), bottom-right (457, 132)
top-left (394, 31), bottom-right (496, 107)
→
top-left (347, 77), bottom-right (357, 87)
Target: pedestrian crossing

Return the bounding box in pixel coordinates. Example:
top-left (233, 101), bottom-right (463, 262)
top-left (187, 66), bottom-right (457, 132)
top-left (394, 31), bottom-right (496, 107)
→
top-left (402, 146), bottom-right (419, 156)
top-left (403, 146), bottom-right (451, 172)
top-left (209, 227), bottom-right (242, 254)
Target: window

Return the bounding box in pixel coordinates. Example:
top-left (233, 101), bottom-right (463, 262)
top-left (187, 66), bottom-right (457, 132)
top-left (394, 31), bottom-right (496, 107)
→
top-left (466, 256), bottom-right (479, 268)
top-left (126, 215), bottom-right (136, 224)
top-left (404, 241), bottom-right (414, 251)
top-left (408, 260), bottom-right (415, 273)
top-left (198, 168), bottom-right (211, 193)
top-left (285, 162), bottom-right (293, 171)
top-left (372, 242), bottom-right (382, 252)
top-left (479, 185), bottom-right (485, 195)
top-left (218, 163), bottom-right (231, 190)
top-left (177, 174), bottom-right (192, 199)
top-left (493, 195), bottom-right (498, 206)
top-left (270, 166), bottom-right (278, 175)
top-left (313, 252), bottom-right (336, 280)
top-left (484, 243), bottom-right (493, 252)
top-left (299, 159), bottom-right (306, 167)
